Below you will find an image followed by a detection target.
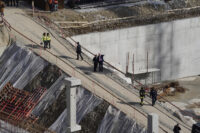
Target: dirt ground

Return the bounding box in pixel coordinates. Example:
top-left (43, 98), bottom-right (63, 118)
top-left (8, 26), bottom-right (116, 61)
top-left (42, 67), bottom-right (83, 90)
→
top-left (36, 0), bottom-right (200, 36)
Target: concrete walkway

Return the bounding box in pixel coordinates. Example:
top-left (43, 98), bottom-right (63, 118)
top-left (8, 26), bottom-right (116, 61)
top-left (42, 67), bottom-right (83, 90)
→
top-left (5, 8), bottom-right (191, 133)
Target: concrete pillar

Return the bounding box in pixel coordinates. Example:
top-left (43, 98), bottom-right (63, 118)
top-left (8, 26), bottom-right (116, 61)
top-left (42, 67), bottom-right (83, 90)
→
top-left (64, 77), bottom-right (81, 133)
top-left (147, 113), bottom-right (159, 133)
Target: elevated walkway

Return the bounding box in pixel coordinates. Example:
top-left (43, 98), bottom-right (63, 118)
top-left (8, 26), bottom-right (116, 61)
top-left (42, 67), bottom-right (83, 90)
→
top-left (4, 8), bottom-right (192, 133)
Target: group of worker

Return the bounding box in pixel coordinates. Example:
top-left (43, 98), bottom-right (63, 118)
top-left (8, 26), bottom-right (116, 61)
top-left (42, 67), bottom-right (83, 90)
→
top-left (41, 33), bottom-right (51, 49)
top-left (139, 87), bottom-right (157, 106)
top-left (48, 0), bottom-right (58, 11)
top-left (75, 42), bottom-right (104, 72)
top-left (93, 53), bottom-right (104, 72)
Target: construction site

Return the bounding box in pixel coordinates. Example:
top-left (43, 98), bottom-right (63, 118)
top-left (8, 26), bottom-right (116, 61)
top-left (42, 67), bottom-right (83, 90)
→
top-left (0, 0), bottom-right (200, 132)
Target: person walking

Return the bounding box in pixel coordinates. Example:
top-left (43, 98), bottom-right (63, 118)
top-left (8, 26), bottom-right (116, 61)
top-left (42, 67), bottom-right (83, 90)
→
top-left (76, 42), bottom-right (83, 60)
top-left (173, 124), bottom-right (181, 133)
top-left (139, 87), bottom-right (146, 106)
top-left (0, 0), bottom-right (5, 16)
top-left (98, 53), bottom-right (104, 72)
top-left (46, 33), bottom-right (51, 49)
top-left (42, 33), bottom-right (47, 50)
top-left (93, 54), bottom-right (98, 72)
top-left (150, 87), bottom-right (157, 106)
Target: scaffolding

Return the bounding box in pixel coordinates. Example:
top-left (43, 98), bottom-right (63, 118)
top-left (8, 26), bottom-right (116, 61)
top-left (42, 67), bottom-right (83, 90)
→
top-left (0, 82), bottom-right (53, 133)
top-left (126, 52), bottom-right (161, 86)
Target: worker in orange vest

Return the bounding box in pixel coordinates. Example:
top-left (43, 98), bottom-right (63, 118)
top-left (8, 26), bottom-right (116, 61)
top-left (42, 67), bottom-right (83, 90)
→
top-left (54, 0), bottom-right (58, 11)
top-left (49, 0), bottom-right (53, 11)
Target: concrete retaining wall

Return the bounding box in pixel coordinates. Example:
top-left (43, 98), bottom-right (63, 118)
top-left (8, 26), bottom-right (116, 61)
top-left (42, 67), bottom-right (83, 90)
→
top-left (72, 17), bottom-right (200, 81)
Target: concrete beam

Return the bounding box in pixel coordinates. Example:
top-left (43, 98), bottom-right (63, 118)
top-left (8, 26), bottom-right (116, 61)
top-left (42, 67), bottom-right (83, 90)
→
top-left (64, 77), bottom-right (81, 87)
top-left (64, 77), bottom-right (81, 133)
top-left (147, 113), bottom-right (159, 133)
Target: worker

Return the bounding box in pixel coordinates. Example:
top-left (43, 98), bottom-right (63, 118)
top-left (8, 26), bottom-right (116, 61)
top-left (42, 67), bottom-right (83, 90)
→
top-left (54, 0), bottom-right (58, 11)
top-left (49, 0), bottom-right (53, 11)
top-left (46, 33), bottom-right (51, 49)
top-left (42, 33), bottom-right (47, 49)
top-left (76, 42), bottom-right (83, 60)
top-left (93, 54), bottom-right (98, 72)
top-left (0, 0), bottom-right (5, 16)
top-left (98, 53), bottom-right (104, 72)
top-left (150, 87), bottom-right (157, 106)
top-left (173, 124), bottom-right (181, 133)
top-left (139, 87), bottom-right (145, 106)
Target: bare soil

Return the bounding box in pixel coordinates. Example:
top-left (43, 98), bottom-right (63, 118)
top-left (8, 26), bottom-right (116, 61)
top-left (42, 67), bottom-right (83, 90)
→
top-left (36, 0), bottom-right (200, 36)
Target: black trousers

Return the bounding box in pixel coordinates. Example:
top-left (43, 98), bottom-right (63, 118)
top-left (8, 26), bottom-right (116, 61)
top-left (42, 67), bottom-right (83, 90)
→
top-left (43, 41), bottom-right (47, 49)
top-left (77, 53), bottom-right (83, 60)
top-left (94, 63), bottom-right (98, 72)
top-left (47, 40), bottom-right (51, 48)
top-left (152, 97), bottom-right (157, 106)
top-left (99, 62), bottom-right (103, 72)
top-left (140, 97), bottom-right (144, 105)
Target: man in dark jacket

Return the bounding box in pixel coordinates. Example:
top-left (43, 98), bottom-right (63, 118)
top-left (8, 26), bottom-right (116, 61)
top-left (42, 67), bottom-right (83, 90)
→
top-left (139, 87), bottom-right (145, 106)
top-left (150, 87), bottom-right (157, 106)
top-left (173, 124), bottom-right (181, 133)
top-left (76, 42), bottom-right (83, 60)
top-left (93, 54), bottom-right (98, 72)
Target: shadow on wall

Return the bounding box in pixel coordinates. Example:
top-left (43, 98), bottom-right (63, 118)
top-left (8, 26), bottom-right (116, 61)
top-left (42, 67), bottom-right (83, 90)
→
top-left (145, 22), bottom-right (180, 81)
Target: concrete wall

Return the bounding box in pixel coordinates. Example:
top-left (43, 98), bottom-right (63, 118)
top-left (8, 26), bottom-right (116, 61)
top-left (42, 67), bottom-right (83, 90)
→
top-left (72, 17), bottom-right (200, 81)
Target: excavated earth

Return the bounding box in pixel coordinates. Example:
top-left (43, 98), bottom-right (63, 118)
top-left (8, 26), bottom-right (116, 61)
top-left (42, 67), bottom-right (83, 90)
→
top-left (36, 0), bottom-right (200, 36)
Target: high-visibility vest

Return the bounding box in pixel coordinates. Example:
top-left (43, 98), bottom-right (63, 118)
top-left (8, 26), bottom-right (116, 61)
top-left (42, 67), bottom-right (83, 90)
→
top-left (42, 35), bottom-right (47, 42)
top-left (47, 35), bottom-right (51, 41)
top-left (49, 0), bottom-right (53, 4)
top-left (54, 0), bottom-right (58, 4)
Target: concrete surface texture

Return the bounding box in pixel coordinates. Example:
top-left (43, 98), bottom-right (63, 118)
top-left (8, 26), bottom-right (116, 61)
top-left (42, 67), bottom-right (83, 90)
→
top-left (72, 16), bottom-right (200, 81)
top-left (65, 77), bottom-right (81, 132)
top-left (4, 8), bottom-right (192, 133)
top-left (0, 24), bottom-right (9, 56)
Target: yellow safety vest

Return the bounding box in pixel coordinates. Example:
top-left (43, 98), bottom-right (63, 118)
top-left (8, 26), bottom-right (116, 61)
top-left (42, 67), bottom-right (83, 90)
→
top-left (42, 35), bottom-right (47, 42)
top-left (46, 35), bottom-right (51, 41)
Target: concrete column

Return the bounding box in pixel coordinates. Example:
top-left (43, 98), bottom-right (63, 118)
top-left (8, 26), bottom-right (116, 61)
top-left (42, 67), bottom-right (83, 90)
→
top-left (147, 113), bottom-right (159, 133)
top-left (64, 77), bottom-right (81, 133)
